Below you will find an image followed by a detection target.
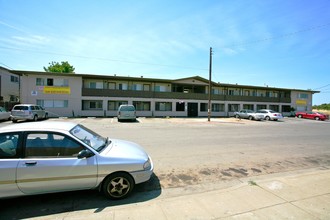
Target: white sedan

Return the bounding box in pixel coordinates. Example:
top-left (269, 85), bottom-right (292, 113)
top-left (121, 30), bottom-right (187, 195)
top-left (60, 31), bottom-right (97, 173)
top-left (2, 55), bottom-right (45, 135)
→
top-left (0, 107), bottom-right (11, 121)
top-left (257, 109), bottom-right (284, 121)
top-left (0, 121), bottom-right (153, 200)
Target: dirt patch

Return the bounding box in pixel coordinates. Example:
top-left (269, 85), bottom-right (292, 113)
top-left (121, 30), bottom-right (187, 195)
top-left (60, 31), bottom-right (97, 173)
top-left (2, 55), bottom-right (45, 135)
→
top-left (153, 155), bottom-right (330, 189)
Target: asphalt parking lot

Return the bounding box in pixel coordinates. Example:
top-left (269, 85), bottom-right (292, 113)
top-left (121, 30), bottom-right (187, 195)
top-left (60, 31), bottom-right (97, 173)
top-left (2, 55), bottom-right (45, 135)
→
top-left (0, 117), bottom-right (329, 219)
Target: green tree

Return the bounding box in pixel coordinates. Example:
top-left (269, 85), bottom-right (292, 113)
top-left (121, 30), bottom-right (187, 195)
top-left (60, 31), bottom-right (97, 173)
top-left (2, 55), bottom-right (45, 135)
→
top-left (43, 61), bottom-right (75, 73)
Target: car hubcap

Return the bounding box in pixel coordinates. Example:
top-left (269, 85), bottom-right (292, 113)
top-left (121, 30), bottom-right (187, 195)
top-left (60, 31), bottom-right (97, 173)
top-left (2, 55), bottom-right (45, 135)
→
top-left (109, 177), bottom-right (130, 197)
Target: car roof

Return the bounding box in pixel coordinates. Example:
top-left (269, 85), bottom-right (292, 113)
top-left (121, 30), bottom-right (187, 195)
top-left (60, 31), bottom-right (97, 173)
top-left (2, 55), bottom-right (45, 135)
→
top-left (0, 121), bottom-right (78, 133)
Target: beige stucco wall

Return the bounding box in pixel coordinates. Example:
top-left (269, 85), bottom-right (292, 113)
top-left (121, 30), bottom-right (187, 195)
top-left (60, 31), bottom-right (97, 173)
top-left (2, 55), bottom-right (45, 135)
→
top-left (0, 68), bottom-right (19, 102)
top-left (291, 90), bottom-right (314, 111)
top-left (20, 74), bottom-right (82, 117)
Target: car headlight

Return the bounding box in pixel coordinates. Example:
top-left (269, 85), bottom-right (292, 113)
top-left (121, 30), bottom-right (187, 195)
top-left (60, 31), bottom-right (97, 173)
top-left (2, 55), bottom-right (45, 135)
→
top-left (143, 158), bottom-right (152, 170)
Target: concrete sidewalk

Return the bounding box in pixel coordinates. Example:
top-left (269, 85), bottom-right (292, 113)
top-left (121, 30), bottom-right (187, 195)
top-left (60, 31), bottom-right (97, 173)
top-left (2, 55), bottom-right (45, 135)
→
top-left (34, 168), bottom-right (330, 220)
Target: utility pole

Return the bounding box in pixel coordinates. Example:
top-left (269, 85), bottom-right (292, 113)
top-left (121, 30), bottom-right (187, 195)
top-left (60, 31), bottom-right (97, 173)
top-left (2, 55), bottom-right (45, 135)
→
top-left (208, 47), bottom-right (212, 122)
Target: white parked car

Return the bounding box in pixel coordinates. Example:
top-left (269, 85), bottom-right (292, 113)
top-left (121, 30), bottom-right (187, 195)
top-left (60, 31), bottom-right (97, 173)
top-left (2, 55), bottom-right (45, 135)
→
top-left (257, 109), bottom-right (283, 121)
top-left (11, 104), bottom-right (48, 123)
top-left (0, 121), bottom-right (153, 199)
top-left (0, 107), bottom-right (11, 121)
top-left (233, 109), bottom-right (264, 120)
top-left (117, 104), bottom-right (136, 122)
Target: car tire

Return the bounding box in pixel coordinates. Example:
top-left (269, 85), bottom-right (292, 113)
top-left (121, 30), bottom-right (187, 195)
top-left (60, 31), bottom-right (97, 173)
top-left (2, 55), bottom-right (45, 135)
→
top-left (12, 119), bottom-right (17, 123)
top-left (33, 115), bottom-right (38, 121)
top-left (45, 113), bottom-right (48, 119)
top-left (315, 117), bottom-right (320, 120)
top-left (265, 116), bottom-right (271, 121)
top-left (102, 172), bottom-right (134, 200)
top-left (298, 115), bottom-right (303, 118)
top-left (235, 115), bottom-right (240, 119)
top-left (248, 116), bottom-right (253, 120)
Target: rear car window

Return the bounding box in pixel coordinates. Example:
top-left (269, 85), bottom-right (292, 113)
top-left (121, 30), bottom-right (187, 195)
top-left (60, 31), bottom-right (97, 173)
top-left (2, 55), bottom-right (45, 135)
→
top-left (13, 106), bottom-right (29, 110)
top-left (120, 106), bottom-right (135, 111)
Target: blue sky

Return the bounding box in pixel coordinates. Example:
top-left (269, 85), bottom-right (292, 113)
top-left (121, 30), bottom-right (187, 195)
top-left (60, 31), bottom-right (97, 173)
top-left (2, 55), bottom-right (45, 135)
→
top-left (0, 0), bottom-right (329, 105)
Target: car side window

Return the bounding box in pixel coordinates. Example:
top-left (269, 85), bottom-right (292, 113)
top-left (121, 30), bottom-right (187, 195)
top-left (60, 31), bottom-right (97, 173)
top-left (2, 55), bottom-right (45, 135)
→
top-left (25, 133), bottom-right (85, 158)
top-left (0, 133), bottom-right (19, 159)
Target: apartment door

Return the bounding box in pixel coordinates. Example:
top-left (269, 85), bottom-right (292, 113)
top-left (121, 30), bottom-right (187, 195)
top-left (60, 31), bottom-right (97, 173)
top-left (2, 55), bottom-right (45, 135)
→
top-left (188, 103), bottom-right (198, 117)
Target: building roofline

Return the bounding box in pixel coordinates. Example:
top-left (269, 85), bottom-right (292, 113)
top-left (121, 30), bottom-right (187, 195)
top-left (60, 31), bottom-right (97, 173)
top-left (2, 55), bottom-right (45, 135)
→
top-left (10, 70), bottom-right (319, 93)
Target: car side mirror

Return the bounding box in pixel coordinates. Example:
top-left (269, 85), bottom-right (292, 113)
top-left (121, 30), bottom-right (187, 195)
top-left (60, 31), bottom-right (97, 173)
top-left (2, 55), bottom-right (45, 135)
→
top-left (77, 149), bottom-right (94, 159)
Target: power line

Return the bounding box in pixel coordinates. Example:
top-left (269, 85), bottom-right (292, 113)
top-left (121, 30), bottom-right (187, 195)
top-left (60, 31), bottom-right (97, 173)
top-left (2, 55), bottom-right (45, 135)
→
top-left (313, 84), bottom-right (330, 90)
top-left (226, 22), bottom-right (330, 48)
top-left (0, 62), bottom-right (13, 69)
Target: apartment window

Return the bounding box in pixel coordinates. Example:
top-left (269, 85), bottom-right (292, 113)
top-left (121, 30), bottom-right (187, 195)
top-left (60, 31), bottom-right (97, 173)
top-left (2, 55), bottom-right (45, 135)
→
top-left (108, 82), bottom-right (116, 89)
top-left (298, 93), bottom-right (308, 99)
top-left (282, 105), bottom-right (291, 112)
top-left (228, 90), bottom-right (234, 96)
top-left (54, 79), bottom-right (69, 87)
top-left (155, 85), bottom-right (166, 92)
top-left (108, 101), bottom-right (128, 110)
top-left (155, 102), bottom-right (172, 111)
top-left (269, 105), bottom-right (279, 112)
top-left (212, 103), bottom-right (224, 112)
top-left (89, 82), bottom-right (103, 89)
top-left (118, 83), bottom-right (128, 90)
top-left (244, 90), bottom-right (250, 96)
top-left (200, 103), bottom-right (208, 112)
top-left (82, 100), bottom-right (103, 110)
top-left (36, 78), bottom-right (45, 86)
top-left (133, 84), bottom-right (142, 91)
top-left (212, 88), bottom-right (220, 95)
top-left (228, 104), bottom-right (239, 112)
top-left (176, 102), bottom-right (185, 111)
top-left (143, 84), bottom-right (150, 91)
top-left (47, 78), bottom-right (54, 86)
top-left (37, 100), bottom-right (68, 108)
top-left (133, 101), bottom-right (151, 111)
top-left (11, 75), bottom-right (19, 83)
top-left (243, 104), bottom-right (254, 110)
top-left (257, 105), bottom-right (267, 110)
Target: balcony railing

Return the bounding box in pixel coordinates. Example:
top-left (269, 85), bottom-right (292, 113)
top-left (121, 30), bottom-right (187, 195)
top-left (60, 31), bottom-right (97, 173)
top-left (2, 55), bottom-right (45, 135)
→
top-left (82, 88), bottom-right (291, 103)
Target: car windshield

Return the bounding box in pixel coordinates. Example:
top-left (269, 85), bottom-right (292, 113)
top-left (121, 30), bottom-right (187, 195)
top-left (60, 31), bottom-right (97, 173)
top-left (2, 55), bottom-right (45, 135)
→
top-left (70, 125), bottom-right (109, 152)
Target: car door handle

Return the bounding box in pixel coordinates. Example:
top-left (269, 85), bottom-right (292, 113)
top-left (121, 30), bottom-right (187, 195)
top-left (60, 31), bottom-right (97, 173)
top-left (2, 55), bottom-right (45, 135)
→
top-left (25, 161), bottom-right (37, 166)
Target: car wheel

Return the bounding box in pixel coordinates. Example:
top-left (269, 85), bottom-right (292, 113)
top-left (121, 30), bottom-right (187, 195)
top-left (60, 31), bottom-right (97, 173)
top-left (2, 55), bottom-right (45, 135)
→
top-left (315, 117), bottom-right (320, 120)
top-left (248, 116), bottom-right (253, 120)
top-left (102, 172), bottom-right (134, 200)
top-left (298, 115), bottom-right (303, 118)
top-left (235, 115), bottom-right (240, 119)
top-left (45, 113), bottom-right (48, 119)
top-left (12, 119), bottom-right (17, 123)
top-left (33, 115), bottom-right (38, 121)
top-left (265, 116), bottom-right (271, 121)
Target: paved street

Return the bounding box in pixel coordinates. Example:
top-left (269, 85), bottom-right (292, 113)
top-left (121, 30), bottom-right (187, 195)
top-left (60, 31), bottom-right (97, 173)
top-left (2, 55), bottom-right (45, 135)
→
top-left (0, 117), bottom-right (329, 219)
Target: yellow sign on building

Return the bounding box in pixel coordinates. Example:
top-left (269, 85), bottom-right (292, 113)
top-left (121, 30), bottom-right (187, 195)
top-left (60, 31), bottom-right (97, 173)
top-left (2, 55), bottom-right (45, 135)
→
top-left (296, 100), bottom-right (307, 105)
top-left (43, 86), bottom-right (71, 94)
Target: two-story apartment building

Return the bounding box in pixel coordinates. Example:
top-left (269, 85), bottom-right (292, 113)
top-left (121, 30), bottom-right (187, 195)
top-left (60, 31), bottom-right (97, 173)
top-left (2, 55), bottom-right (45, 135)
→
top-left (10, 70), bottom-right (318, 118)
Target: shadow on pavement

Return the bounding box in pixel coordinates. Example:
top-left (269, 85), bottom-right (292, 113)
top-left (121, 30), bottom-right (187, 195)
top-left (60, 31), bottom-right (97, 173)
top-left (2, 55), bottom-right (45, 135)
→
top-left (0, 174), bottom-right (161, 219)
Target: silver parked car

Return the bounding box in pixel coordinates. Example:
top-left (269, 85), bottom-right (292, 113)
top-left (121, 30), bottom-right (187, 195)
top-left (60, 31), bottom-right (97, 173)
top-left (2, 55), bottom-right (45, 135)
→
top-left (11, 104), bottom-right (48, 123)
top-left (0, 107), bottom-right (11, 121)
top-left (257, 109), bottom-right (283, 121)
top-left (0, 121), bottom-right (153, 199)
top-left (117, 104), bottom-right (136, 122)
top-left (233, 109), bottom-right (264, 121)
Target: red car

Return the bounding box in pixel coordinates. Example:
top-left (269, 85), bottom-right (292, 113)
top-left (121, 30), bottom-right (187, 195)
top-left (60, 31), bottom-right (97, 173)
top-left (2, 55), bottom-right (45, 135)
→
top-left (295, 111), bottom-right (329, 121)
